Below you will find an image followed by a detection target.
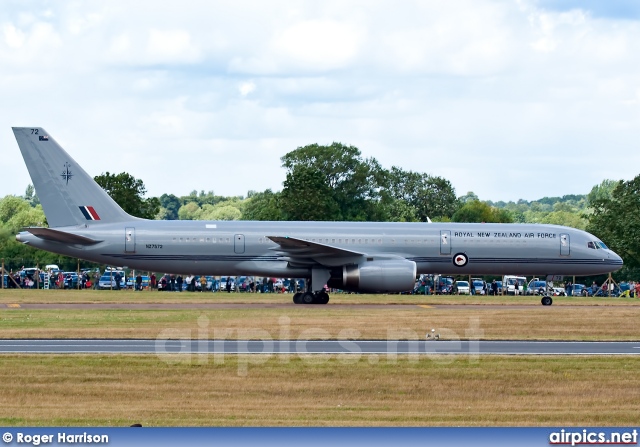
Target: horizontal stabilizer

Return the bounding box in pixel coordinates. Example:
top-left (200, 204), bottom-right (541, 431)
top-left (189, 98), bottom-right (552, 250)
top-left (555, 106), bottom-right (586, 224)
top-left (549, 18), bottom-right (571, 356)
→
top-left (23, 227), bottom-right (102, 245)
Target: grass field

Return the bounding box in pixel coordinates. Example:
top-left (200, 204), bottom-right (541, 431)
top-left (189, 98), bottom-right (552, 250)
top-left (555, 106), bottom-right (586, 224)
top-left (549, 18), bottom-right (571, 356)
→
top-left (1, 289), bottom-right (638, 426)
top-left (1, 290), bottom-right (639, 340)
top-left (0, 355), bottom-right (638, 426)
top-left (1, 288), bottom-right (639, 305)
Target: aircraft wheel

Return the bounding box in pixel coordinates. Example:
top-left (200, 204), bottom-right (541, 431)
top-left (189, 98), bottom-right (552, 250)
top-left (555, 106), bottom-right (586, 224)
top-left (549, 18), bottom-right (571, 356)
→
top-left (302, 292), bottom-right (315, 304)
top-left (541, 296), bottom-right (553, 306)
top-left (316, 291), bottom-right (330, 304)
top-left (293, 293), bottom-right (302, 304)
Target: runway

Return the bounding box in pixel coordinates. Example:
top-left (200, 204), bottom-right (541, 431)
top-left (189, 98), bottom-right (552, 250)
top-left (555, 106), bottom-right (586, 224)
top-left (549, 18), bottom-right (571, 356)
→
top-left (1, 339), bottom-right (639, 354)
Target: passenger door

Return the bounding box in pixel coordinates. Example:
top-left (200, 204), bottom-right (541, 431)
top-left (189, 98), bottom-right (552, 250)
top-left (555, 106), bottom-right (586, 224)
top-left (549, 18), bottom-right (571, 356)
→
top-left (440, 230), bottom-right (451, 255)
top-left (234, 234), bottom-right (245, 254)
top-left (560, 233), bottom-right (570, 256)
top-left (125, 227), bottom-right (135, 253)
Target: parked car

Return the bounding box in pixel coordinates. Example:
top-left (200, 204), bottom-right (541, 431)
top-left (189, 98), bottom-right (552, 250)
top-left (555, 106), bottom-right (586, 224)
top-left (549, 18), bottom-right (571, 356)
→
top-left (486, 280), bottom-right (503, 295)
top-left (235, 276), bottom-right (253, 292)
top-left (436, 277), bottom-right (454, 294)
top-left (98, 272), bottom-right (125, 289)
top-left (62, 272), bottom-right (79, 289)
top-left (527, 280), bottom-right (548, 295)
top-left (220, 276), bottom-right (236, 291)
top-left (503, 276), bottom-right (526, 295)
top-left (132, 275), bottom-right (150, 290)
top-left (455, 280), bottom-right (470, 294)
top-left (572, 284), bottom-right (588, 296)
top-left (471, 279), bottom-right (486, 295)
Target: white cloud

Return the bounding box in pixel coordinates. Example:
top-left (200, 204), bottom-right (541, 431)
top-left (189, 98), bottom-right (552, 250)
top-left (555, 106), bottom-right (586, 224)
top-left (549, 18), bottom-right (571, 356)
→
top-left (238, 81), bottom-right (256, 96)
top-left (3, 23), bottom-right (25, 48)
top-left (1, 0), bottom-right (639, 203)
top-left (146, 28), bottom-right (201, 64)
top-left (271, 19), bottom-right (364, 71)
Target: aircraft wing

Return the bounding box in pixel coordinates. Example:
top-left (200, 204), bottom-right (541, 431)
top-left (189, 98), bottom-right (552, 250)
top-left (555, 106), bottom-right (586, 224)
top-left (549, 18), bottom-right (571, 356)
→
top-left (267, 236), bottom-right (365, 266)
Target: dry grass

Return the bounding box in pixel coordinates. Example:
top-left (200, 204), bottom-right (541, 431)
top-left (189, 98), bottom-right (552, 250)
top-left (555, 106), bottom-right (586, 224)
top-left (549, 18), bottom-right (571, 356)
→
top-left (0, 355), bottom-right (638, 426)
top-left (1, 288), bottom-right (639, 306)
top-left (1, 290), bottom-right (638, 427)
top-left (1, 306), bottom-right (640, 340)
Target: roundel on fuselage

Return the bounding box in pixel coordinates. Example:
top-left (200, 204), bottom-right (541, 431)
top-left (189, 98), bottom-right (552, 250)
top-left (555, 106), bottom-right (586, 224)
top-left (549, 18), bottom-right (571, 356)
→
top-left (453, 253), bottom-right (468, 267)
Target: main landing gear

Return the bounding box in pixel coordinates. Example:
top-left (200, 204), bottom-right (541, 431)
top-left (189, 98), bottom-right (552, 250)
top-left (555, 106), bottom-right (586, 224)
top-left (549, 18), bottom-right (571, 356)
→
top-left (541, 296), bottom-right (553, 306)
top-left (293, 290), bottom-right (330, 305)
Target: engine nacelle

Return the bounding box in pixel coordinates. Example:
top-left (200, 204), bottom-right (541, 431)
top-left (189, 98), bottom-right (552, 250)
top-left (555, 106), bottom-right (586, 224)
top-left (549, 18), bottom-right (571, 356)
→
top-left (327, 259), bottom-right (417, 293)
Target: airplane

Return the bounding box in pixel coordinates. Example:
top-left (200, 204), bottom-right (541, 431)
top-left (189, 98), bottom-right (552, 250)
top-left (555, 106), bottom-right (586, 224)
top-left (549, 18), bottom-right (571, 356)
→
top-left (12, 127), bottom-right (623, 306)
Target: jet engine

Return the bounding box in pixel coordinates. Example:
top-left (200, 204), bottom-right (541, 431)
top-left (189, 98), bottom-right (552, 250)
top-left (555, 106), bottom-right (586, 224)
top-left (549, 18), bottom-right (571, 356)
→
top-left (327, 259), bottom-right (417, 293)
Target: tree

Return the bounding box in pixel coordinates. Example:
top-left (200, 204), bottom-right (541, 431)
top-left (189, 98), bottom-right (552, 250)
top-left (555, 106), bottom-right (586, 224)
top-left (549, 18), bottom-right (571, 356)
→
top-left (0, 195), bottom-right (30, 223)
top-left (242, 189), bottom-right (284, 221)
top-left (587, 179), bottom-right (618, 207)
top-left (178, 202), bottom-right (201, 220)
top-left (207, 205), bottom-right (242, 221)
top-left (24, 184), bottom-right (40, 207)
top-left (459, 191), bottom-right (479, 203)
top-left (586, 176), bottom-right (640, 271)
top-left (159, 194), bottom-right (182, 220)
top-left (280, 143), bottom-right (385, 221)
top-left (279, 165), bottom-right (341, 221)
top-left (452, 200), bottom-right (513, 223)
top-left (94, 172), bottom-right (160, 219)
top-left (384, 167), bottom-right (459, 221)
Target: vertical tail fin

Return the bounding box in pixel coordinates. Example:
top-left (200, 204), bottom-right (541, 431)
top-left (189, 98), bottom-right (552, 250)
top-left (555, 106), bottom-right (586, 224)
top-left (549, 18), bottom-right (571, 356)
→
top-left (12, 127), bottom-right (133, 228)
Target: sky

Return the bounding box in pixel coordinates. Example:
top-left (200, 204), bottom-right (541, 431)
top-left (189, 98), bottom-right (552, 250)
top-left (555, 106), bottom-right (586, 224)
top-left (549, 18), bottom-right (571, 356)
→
top-left (1, 0), bottom-right (639, 203)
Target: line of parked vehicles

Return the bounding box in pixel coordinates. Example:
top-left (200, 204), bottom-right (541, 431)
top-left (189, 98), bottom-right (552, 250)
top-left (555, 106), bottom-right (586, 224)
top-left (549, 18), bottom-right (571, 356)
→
top-left (412, 274), bottom-right (637, 297)
top-left (3, 267), bottom-right (637, 298)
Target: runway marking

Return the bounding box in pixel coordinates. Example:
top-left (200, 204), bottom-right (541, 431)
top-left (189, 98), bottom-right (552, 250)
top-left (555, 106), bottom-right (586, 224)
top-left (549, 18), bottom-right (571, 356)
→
top-left (6, 304), bottom-right (20, 308)
top-left (418, 305), bottom-right (433, 309)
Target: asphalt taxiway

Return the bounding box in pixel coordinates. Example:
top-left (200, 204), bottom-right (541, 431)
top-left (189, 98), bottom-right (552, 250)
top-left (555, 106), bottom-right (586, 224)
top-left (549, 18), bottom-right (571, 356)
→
top-left (0, 339), bottom-right (638, 355)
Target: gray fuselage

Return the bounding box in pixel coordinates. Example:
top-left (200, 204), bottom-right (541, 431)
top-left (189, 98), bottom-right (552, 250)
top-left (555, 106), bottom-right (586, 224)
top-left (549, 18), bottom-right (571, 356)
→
top-left (17, 220), bottom-right (623, 278)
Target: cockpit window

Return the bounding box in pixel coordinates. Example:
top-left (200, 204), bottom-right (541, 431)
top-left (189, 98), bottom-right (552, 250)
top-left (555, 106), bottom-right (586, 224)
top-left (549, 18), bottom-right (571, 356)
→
top-left (587, 241), bottom-right (596, 249)
top-left (596, 241), bottom-right (608, 250)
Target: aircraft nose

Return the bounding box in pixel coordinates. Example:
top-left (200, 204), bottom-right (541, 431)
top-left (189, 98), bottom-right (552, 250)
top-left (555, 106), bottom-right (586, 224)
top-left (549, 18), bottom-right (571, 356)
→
top-left (608, 249), bottom-right (624, 270)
